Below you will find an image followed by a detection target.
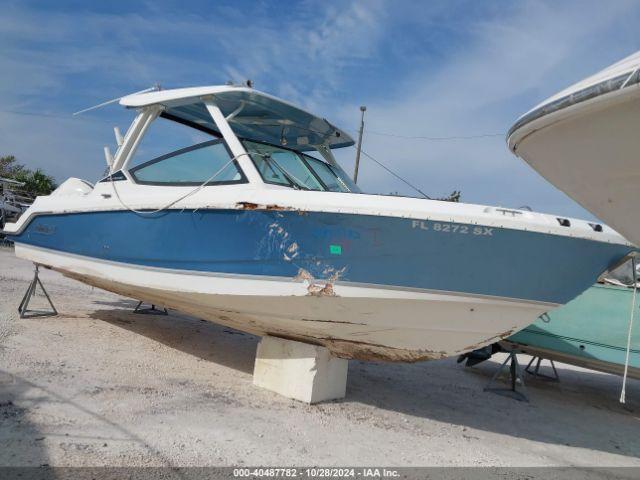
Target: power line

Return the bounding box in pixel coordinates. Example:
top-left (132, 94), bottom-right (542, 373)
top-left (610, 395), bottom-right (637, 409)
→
top-left (2, 108), bottom-right (505, 140)
top-left (0, 108), bottom-right (112, 123)
top-left (363, 129), bottom-right (505, 141)
top-left (0, 109), bottom-right (72, 119)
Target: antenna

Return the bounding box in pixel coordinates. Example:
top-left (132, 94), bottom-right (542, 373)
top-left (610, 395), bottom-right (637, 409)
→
top-left (73, 84), bottom-right (161, 116)
top-left (114, 127), bottom-right (124, 146)
top-left (103, 146), bottom-right (114, 168)
top-left (353, 106), bottom-right (367, 184)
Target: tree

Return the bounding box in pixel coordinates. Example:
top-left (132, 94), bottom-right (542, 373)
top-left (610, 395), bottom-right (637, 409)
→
top-left (0, 155), bottom-right (25, 178)
top-left (1, 155), bottom-right (57, 196)
top-left (437, 190), bottom-right (461, 202)
top-left (13, 169), bottom-right (57, 196)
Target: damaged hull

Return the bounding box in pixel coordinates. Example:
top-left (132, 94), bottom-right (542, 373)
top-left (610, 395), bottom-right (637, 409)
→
top-left (9, 206), bottom-right (632, 361)
top-left (17, 243), bottom-right (550, 361)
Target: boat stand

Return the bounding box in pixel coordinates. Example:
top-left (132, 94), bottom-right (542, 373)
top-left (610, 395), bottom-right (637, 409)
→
top-left (133, 301), bottom-right (168, 315)
top-left (484, 350), bottom-right (529, 402)
top-left (253, 336), bottom-right (348, 403)
top-left (18, 264), bottom-right (58, 319)
top-left (525, 356), bottom-right (560, 382)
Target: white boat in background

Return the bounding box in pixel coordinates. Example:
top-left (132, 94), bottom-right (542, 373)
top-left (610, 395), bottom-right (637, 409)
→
top-left (2, 85), bottom-right (634, 361)
top-left (508, 51), bottom-right (640, 246)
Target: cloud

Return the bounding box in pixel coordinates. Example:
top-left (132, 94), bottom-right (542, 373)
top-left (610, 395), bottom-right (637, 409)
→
top-left (0, 0), bottom-right (389, 107)
top-left (214, 0), bottom-right (388, 107)
top-left (1, 0), bottom-right (639, 221)
top-left (332, 0), bottom-right (640, 218)
top-left (0, 0), bottom-right (391, 179)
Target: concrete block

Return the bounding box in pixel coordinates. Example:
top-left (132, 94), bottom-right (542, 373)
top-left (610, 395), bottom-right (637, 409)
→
top-left (253, 336), bottom-right (348, 404)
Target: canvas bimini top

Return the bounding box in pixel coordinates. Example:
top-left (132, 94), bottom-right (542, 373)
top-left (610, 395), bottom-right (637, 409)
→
top-left (508, 50), bottom-right (640, 149)
top-left (120, 86), bottom-right (355, 152)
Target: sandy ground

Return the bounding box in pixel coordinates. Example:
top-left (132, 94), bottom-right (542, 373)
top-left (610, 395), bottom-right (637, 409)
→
top-left (1, 247), bottom-right (640, 469)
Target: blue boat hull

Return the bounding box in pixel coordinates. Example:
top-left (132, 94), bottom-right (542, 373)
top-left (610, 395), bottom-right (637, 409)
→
top-left (9, 209), bottom-right (631, 305)
top-left (8, 208), bottom-right (632, 361)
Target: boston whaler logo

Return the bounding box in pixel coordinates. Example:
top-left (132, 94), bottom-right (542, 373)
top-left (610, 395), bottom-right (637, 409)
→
top-left (411, 219), bottom-right (493, 236)
top-left (34, 224), bottom-right (56, 235)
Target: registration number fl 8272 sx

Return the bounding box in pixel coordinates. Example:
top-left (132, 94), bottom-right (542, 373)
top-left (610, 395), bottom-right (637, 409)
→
top-left (411, 220), bottom-right (493, 236)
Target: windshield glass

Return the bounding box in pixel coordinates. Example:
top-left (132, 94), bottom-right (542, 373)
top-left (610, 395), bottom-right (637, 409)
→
top-left (130, 140), bottom-right (245, 185)
top-left (243, 140), bottom-right (354, 192)
top-left (304, 156), bottom-right (351, 193)
top-left (243, 140), bottom-right (323, 190)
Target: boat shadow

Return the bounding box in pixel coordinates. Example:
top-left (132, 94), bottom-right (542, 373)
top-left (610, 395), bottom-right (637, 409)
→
top-left (345, 355), bottom-right (640, 459)
top-left (88, 300), bottom-right (258, 375)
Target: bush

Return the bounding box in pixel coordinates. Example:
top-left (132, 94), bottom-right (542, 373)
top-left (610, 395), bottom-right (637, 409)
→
top-left (1, 156), bottom-right (56, 196)
top-left (12, 169), bottom-right (57, 196)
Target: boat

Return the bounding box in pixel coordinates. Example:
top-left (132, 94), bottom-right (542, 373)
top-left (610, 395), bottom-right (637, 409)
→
top-left (2, 85), bottom-right (635, 361)
top-left (503, 279), bottom-right (639, 379)
top-left (508, 51), bottom-right (640, 246)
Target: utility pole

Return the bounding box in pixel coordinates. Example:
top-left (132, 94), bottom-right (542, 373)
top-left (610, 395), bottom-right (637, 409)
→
top-left (353, 105), bottom-right (367, 184)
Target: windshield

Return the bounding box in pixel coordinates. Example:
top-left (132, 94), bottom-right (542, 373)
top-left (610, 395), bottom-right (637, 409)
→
top-left (243, 140), bottom-right (355, 193)
top-left (243, 140), bottom-right (323, 190)
top-left (129, 139), bottom-right (245, 186)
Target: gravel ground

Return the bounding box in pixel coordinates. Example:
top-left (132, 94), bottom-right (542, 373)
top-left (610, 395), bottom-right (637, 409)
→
top-left (1, 246), bottom-right (640, 468)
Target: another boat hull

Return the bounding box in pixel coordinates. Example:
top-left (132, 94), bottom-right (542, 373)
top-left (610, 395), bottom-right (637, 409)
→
top-left (510, 87), bottom-right (640, 246)
top-left (505, 283), bottom-right (640, 378)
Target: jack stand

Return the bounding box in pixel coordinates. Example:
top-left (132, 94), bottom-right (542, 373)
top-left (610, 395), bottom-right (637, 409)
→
top-left (484, 350), bottom-right (529, 402)
top-left (133, 301), bottom-right (168, 315)
top-left (525, 356), bottom-right (560, 382)
top-left (18, 264), bottom-right (58, 319)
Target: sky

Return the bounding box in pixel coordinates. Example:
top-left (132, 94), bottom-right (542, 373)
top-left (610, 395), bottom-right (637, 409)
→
top-left (1, 0), bottom-right (639, 219)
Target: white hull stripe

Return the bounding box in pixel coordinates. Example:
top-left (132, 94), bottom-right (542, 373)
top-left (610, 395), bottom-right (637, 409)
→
top-left (16, 243), bottom-right (557, 309)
